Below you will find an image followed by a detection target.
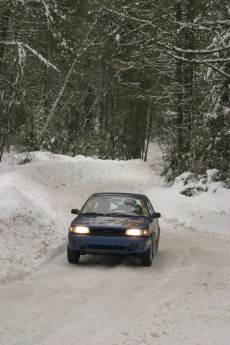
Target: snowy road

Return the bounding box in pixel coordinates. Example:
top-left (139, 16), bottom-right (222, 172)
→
top-left (1, 225), bottom-right (229, 345)
top-left (0, 153), bottom-right (229, 345)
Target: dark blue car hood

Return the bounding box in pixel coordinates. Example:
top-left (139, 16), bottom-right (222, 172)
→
top-left (71, 215), bottom-right (150, 229)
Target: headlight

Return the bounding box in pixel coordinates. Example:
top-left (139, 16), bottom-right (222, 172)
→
top-left (125, 228), bottom-right (150, 236)
top-left (68, 226), bottom-right (90, 234)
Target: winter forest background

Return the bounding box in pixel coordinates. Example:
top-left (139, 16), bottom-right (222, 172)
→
top-left (0, 0), bottom-right (229, 182)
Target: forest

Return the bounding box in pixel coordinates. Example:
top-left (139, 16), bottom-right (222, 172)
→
top-left (0, 0), bottom-right (229, 182)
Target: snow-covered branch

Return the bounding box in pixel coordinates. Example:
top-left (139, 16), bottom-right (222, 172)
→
top-left (162, 43), bottom-right (230, 55)
top-left (40, 57), bottom-right (77, 137)
top-left (94, 3), bottom-right (230, 65)
top-left (93, 1), bottom-right (157, 29)
top-left (41, 0), bottom-right (53, 22)
top-left (165, 52), bottom-right (230, 79)
top-left (0, 41), bottom-right (59, 72)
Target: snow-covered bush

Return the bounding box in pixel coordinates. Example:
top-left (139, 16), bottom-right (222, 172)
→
top-left (174, 169), bottom-right (223, 197)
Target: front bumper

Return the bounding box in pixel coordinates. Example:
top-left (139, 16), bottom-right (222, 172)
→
top-left (68, 234), bottom-right (151, 255)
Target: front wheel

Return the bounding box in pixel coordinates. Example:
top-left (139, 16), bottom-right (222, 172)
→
top-left (140, 237), bottom-right (156, 267)
top-left (67, 245), bottom-right (80, 264)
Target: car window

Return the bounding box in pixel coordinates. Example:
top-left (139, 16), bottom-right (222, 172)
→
top-left (81, 195), bottom-right (149, 216)
top-left (146, 198), bottom-right (154, 215)
top-left (140, 199), bottom-right (150, 216)
top-left (81, 196), bottom-right (96, 212)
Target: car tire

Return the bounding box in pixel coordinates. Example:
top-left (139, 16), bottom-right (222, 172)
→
top-left (67, 245), bottom-right (80, 264)
top-left (141, 236), bottom-right (156, 267)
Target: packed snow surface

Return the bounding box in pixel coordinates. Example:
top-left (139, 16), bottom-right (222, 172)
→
top-left (0, 149), bottom-right (229, 345)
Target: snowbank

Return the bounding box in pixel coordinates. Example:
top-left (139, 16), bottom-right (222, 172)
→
top-left (146, 169), bottom-right (230, 235)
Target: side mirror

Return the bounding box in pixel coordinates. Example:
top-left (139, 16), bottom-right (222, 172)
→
top-left (71, 209), bottom-right (80, 214)
top-left (151, 212), bottom-right (161, 218)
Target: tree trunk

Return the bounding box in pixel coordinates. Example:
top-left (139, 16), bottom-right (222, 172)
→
top-left (175, 2), bottom-right (184, 158)
top-left (0, 6), bottom-right (11, 160)
top-left (0, 7), bottom-right (11, 73)
top-left (144, 101), bottom-right (153, 162)
top-left (183, 0), bottom-right (195, 154)
top-left (40, 58), bottom-right (77, 139)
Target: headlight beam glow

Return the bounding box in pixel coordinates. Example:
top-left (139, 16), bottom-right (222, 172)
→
top-left (68, 226), bottom-right (90, 234)
top-left (125, 228), bottom-right (150, 236)
top-left (126, 229), bottom-right (142, 236)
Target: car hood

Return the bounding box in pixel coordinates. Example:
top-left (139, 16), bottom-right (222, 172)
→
top-left (71, 215), bottom-right (150, 229)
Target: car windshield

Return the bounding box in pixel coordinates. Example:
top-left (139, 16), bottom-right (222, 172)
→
top-left (80, 194), bottom-right (150, 217)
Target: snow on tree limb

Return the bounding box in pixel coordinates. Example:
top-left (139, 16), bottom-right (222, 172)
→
top-left (162, 43), bottom-right (230, 55)
top-left (203, 61), bottom-right (230, 79)
top-left (41, 0), bottom-right (53, 22)
top-left (94, 2), bottom-right (156, 28)
top-left (165, 52), bottom-right (230, 79)
top-left (96, 3), bottom-right (230, 78)
top-left (38, 18), bottom-right (97, 137)
top-left (0, 41), bottom-right (59, 72)
top-left (40, 58), bottom-right (77, 138)
top-left (174, 20), bottom-right (230, 30)
top-left (23, 43), bottom-right (59, 71)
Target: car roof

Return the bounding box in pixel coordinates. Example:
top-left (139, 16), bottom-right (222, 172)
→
top-left (90, 192), bottom-right (148, 198)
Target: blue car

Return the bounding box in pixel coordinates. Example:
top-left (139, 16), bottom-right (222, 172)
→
top-left (67, 192), bottom-right (161, 266)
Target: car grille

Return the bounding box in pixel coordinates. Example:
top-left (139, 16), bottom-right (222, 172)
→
top-left (88, 244), bottom-right (126, 251)
top-left (89, 228), bottom-right (126, 236)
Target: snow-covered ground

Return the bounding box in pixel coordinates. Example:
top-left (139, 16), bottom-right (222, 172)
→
top-left (0, 148), bottom-right (229, 345)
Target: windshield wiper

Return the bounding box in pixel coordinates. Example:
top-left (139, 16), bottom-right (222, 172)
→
top-left (80, 212), bottom-right (106, 216)
top-left (104, 212), bottom-right (129, 217)
top-left (79, 212), bottom-right (97, 216)
top-left (105, 212), bottom-right (143, 217)
top-left (80, 212), bottom-right (140, 217)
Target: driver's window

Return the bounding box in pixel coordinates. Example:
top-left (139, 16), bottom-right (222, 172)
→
top-left (146, 199), bottom-right (154, 215)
